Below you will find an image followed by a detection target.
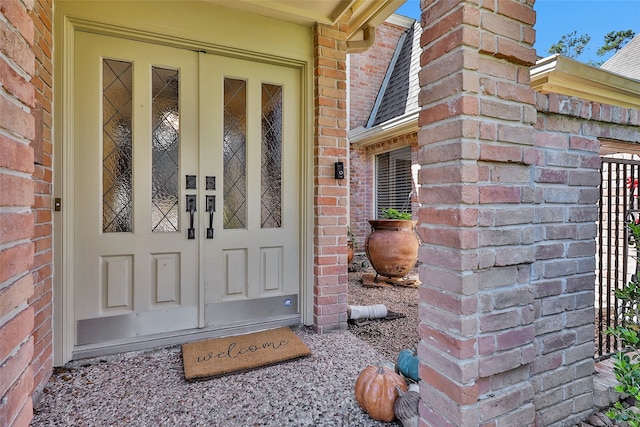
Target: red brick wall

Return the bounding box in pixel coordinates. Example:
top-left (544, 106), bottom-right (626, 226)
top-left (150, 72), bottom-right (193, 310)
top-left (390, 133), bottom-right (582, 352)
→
top-left (532, 92), bottom-right (640, 424)
top-left (349, 20), bottom-right (408, 129)
top-left (0, 0), bottom-right (37, 425)
top-left (417, 1), bottom-right (540, 425)
top-left (29, 0), bottom-right (54, 399)
top-left (313, 20), bottom-right (350, 332)
top-left (414, 1), bottom-right (640, 425)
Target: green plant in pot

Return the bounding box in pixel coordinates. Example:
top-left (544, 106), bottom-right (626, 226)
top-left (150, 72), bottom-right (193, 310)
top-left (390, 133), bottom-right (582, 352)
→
top-left (365, 208), bottom-right (419, 280)
top-left (379, 208), bottom-right (412, 220)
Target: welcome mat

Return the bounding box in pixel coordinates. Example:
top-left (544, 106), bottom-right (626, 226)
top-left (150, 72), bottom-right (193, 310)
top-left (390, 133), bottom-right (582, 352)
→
top-left (182, 327), bottom-right (311, 380)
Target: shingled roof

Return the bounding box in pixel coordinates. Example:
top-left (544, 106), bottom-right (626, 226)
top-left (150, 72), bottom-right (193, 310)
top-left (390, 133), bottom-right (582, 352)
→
top-left (366, 19), bottom-right (421, 128)
top-left (601, 34), bottom-right (640, 81)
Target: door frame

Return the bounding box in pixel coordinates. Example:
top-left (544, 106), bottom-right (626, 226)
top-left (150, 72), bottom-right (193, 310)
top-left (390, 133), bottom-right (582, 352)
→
top-left (53, 8), bottom-right (314, 365)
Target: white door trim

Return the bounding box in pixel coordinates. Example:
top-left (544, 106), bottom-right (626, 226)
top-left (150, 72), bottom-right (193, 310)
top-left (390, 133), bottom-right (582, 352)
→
top-left (53, 12), bottom-right (313, 366)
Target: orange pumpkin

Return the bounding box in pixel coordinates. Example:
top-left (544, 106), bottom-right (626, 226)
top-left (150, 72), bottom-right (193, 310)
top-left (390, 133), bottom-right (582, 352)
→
top-left (354, 365), bottom-right (408, 422)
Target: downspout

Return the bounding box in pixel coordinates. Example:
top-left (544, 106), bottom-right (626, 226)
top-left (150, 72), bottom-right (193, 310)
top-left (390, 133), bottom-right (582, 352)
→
top-left (347, 25), bottom-right (375, 53)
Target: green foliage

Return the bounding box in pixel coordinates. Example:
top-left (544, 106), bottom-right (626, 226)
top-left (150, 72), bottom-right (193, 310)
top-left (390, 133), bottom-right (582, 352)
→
top-left (597, 30), bottom-right (636, 56)
top-left (548, 31), bottom-right (591, 58)
top-left (380, 208), bottom-right (412, 220)
top-left (629, 220), bottom-right (640, 248)
top-left (605, 221), bottom-right (640, 425)
top-left (347, 226), bottom-right (358, 250)
top-left (546, 29), bottom-right (634, 63)
top-left (606, 349), bottom-right (640, 427)
top-left (617, 282), bottom-right (640, 326)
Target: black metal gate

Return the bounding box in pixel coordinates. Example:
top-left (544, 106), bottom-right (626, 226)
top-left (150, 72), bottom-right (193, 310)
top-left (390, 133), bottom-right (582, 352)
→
top-left (596, 157), bottom-right (640, 359)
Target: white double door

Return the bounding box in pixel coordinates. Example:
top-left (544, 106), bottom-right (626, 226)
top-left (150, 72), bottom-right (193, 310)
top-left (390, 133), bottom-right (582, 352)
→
top-left (72, 32), bottom-right (301, 351)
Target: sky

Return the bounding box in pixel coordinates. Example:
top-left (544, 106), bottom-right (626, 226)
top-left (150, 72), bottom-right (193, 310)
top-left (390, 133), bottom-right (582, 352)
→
top-left (393, 0), bottom-right (640, 65)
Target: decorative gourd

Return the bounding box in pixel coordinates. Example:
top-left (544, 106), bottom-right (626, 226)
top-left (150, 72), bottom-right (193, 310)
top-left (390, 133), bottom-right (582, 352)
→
top-left (375, 360), bottom-right (397, 372)
top-left (397, 349), bottom-right (420, 382)
top-left (394, 385), bottom-right (420, 427)
top-left (354, 365), bottom-right (408, 422)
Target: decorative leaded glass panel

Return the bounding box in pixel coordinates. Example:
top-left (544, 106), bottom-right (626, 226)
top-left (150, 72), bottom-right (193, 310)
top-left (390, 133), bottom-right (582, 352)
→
top-left (103, 59), bottom-right (133, 233)
top-left (151, 67), bottom-right (180, 232)
top-left (223, 78), bottom-right (247, 229)
top-left (261, 84), bottom-right (282, 228)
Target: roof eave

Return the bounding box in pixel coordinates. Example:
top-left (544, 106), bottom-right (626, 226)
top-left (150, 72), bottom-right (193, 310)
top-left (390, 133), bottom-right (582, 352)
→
top-left (345, 0), bottom-right (407, 40)
top-left (530, 54), bottom-right (640, 109)
top-left (349, 110), bottom-right (419, 147)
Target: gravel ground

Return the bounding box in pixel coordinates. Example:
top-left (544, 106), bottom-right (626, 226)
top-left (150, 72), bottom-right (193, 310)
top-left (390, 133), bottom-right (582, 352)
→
top-left (31, 263), bottom-right (414, 427)
top-left (346, 259), bottom-right (420, 362)
top-left (32, 327), bottom-right (398, 427)
top-left (30, 257), bottom-right (616, 426)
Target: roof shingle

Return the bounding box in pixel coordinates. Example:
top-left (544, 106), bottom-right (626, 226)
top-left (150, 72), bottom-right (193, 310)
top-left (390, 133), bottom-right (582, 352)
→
top-left (601, 34), bottom-right (640, 81)
top-left (367, 19), bottom-right (421, 127)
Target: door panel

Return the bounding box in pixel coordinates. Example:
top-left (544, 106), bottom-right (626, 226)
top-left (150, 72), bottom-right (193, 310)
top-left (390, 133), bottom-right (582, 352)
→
top-left (74, 32), bottom-right (200, 345)
top-left (73, 32), bottom-right (302, 351)
top-left (200, 55), bottom-right (301, 326)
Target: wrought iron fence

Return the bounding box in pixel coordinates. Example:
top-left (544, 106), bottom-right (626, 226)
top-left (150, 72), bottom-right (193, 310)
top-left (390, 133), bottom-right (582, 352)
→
top-left (596, 157), bottom-right (640, 360)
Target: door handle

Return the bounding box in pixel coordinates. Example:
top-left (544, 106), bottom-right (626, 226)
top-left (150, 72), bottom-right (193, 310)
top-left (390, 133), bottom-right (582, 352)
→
top-left (186, 195), bottom-right (196, 239)
top-left (206, 195), bottom-right (215, 239)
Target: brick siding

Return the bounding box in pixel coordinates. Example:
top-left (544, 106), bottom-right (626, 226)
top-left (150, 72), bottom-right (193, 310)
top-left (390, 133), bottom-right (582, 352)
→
top-left (413, 2), bottom-right (639, 425)
top-left (416, 1), bottom-right (594, 425)
top-left (0, 1), bottom-right (37, 426)
top-left (29, 0), bottom-right (54, 401)
top-left (532, 92), bottom-right (640, 426)
top-left (349, 21), bottom-right (408, 129)
top-left (3, 1), bottom-right (640, 426)
top-left (349, 14), bottom-right (640, 423)
top-left (313, 20), bottom-right (350, 332)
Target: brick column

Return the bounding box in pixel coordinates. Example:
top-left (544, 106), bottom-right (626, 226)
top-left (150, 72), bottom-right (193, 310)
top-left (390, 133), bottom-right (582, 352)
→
top-left (417, 1), bottom-right (539, 425)
top-left (313, 21), bottom-right (350, 332)
top-left (0, 1), bottom-right (37, 426)
top-left (28, 0), bottom-right (54, 400)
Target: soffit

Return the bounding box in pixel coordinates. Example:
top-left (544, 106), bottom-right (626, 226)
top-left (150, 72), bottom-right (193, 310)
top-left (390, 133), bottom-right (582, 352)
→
top-left (207, 0), bottom-right (405, 40)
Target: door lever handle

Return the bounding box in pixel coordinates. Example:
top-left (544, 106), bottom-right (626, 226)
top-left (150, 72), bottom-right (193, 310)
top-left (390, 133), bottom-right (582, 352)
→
top-left (206, 195), bottom-right (215, 239)
top-left (186, 195), bottom-right (196, 239)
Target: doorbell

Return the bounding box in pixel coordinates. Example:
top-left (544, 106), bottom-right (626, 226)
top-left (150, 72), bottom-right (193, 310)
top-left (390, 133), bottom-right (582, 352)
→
top-left (335, 161), bottom-right (345, 180)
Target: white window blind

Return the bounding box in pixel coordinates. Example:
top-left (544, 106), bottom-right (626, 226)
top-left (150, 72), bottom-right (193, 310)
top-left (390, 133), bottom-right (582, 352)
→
top-left (375, 147), bottom-right (412, 218)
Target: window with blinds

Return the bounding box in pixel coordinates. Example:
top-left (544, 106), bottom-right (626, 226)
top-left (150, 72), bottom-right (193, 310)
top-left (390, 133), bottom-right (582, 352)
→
top-left (375, 147), bottom-right (413, 218)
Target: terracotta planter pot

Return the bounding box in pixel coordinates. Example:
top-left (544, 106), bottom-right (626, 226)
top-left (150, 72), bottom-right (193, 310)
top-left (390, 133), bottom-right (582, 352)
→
top-left (365, 219), bottom-right (419, 278)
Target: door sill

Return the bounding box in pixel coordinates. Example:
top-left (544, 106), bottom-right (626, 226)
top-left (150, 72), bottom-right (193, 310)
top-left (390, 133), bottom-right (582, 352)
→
top-left (70, 315), bottom-right (301, 363)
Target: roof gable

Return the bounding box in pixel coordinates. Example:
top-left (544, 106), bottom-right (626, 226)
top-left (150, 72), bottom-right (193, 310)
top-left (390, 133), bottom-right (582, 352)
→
top-left (367, 19), bottom-right (421, 127)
